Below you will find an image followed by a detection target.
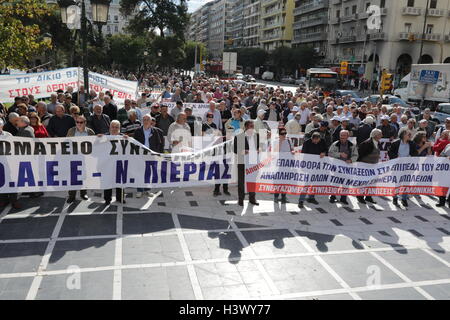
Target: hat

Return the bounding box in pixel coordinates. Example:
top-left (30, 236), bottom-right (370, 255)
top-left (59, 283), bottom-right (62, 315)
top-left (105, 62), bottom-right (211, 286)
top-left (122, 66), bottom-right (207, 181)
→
top-left (419, 119), bottom-right (428, 124)
top-left (337, 106), bottom-right (344, 110)
top-left (292, 106), bottom-right (300, 112)
top-left (341, 117), bottom-right (350, 122)
top-left (295, 112), bottom-right (302, 117)
top-left (381, 115), bottom-right (390, 121)
top-left (257, 109), bottom-right (266, 116)
top-left (331, 116), bottom-right (341, 122)
top-left (320, 121), bottom-right (329, 127)
top-left (184, 106), bottom-right (192, 111)
top-left (364, 116), bottom-right (375, 125)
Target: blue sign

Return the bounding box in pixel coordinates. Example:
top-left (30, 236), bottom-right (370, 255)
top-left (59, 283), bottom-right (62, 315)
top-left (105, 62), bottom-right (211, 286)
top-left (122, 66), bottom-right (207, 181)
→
top-left (419, 70), bottom-right (440, 84)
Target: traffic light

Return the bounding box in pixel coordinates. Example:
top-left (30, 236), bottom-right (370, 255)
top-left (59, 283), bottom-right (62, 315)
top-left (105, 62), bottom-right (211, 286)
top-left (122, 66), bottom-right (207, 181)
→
top-left (381, 71), bottom-right (393, 93)
top-left (340, 61), bottom-right (349, 75)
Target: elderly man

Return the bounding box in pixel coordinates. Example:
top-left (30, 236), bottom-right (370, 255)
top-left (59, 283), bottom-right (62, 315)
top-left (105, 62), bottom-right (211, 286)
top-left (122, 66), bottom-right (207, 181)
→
top-left (170, 101), bottom-right (184, 120)
top-left (297, 102), bottom-right (311, 132)
top-left (377, 115), bottom-right (397, 140)
top-left (285, 112), bottom-right (302, 135)
top-left (134, 115), bottom-right (165, 198)
top-left (16, 116), bottom-right (35, 138)
top-left (328, 130), bottom-right (359, 205)
top-left (356, 129), bottom-right (383, 204)
top-left (3, 112), bottom-right (20, 135)
top-left (117, 99), bottom-right (133, 124)
top-left (36, 102), bottom-right (53, 127)
top-left (436, 117), bottom-right (450, 140)
top-left (103, 95), bottom-right (117, 121)
top-left (167, 112), bottom-right (192, 152)
top-left (90, 104), bottom-right (111, 135)
top-left (47, 93), bottom-right (58, 114)
top-left (121, 110), bottom-right (141, 137)
top-left (47, 105), bottom-right (76, 137)
top-left (66, 115), bottom-right (95, 203)
top-left (156, 105), bottom-right (175, 137)
top-left (0, 119), bottom-right (19, 208)
top-left (305, 114), bottom-right (323, 135)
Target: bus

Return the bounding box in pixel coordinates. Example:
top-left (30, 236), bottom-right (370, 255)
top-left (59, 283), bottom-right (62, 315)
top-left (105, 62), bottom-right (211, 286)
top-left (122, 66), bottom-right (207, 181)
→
top-left (306, 68), bottom-right (339, 94)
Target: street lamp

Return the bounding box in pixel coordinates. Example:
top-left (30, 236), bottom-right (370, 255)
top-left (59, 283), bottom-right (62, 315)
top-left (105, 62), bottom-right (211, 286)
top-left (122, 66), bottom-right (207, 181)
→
top-left (56, 0), bottom-right (110, 103)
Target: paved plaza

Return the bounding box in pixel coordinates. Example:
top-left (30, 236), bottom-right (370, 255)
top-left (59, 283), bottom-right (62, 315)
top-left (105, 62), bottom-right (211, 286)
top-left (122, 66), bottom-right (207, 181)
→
top-left (0, 186), bottom-right (449, 300)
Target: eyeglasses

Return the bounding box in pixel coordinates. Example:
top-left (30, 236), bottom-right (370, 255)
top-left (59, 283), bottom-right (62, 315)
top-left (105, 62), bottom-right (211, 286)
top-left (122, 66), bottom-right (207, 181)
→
top-left (279, 132), bottom-right (287, 136)
top-left (76, 121), bottom-right (85, 124)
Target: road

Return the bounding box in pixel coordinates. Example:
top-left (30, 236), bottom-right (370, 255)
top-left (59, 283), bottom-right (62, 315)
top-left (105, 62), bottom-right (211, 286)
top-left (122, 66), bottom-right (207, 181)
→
top-left (0, 186), bottom-right (449, 300)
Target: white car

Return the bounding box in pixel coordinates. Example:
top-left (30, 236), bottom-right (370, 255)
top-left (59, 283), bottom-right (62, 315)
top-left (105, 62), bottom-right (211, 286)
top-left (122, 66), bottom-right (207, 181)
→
top-left (261, 71), bottom-right (274, 81)
top-left (234, 73), bottom-right (244, 80)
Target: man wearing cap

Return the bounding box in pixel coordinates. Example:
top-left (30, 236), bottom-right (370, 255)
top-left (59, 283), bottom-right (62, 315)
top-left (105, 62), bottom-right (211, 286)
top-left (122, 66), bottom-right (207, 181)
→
top-left (377, 115), bottom-right (397, 140)
top-left (330, 116), bottom-right (342, 142)
top-left (417, 119), bottom-right (433, 139)
top-left (436, 117), bottom-right (450, 140)
top-left (305, 114), bottom-right (323, 135)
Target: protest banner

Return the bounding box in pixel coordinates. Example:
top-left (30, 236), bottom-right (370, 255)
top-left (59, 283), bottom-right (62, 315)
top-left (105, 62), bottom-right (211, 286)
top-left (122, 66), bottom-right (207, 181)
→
top-left (140, 102), bottom-right (211, 119)
top-left (246, 152), bottom-right (450, 197)
top-left (0, 136), bottom-right (235, 194)
top-left (0, 68), bottom-right (138, 104)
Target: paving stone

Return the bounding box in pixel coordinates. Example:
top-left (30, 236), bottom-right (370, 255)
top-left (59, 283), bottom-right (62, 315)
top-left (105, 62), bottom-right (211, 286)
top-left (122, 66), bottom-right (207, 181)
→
top-left (122, 236), bottom-right (185, 265)
top-left (0, 242), bottom-right (47, 273)
top-left (59, 215), bottom-right (116, 237)
top-left (357, 288), bottom-right (427, 300)
top-left (0, 217), bottom-right (58, 240)
top-left (0, 277), bottom-right (34, 300)
top-left (420, 284), bottom-right (450, 300)
top-left (123, 213), bottom-right (174, 235)
top-left (178, 214), bottom-right (231, 230)
top-left (241, 229), bottom-right (309, 256)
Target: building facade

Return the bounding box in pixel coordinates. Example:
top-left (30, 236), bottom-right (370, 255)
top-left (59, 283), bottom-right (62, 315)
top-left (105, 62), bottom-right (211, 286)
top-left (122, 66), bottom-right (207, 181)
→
top-left (259, 0), bottom-right (295, 51)
top-left (242, 0), bottom-right (262, 48)
top-left (292, 0), bottom-right (329, 59)
top-left (329, 0), bottom-right (450, 84)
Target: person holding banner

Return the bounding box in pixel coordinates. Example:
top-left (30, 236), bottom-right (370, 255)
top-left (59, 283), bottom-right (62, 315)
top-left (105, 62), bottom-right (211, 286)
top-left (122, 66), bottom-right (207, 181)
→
top-left (47, 105), bottom-right (76, 137)
top-left (90, 105), bottom-right (111, 135)
top-left (388, 130), bottom-right (419, 207)
top-left (0, 119), bottom-right (19, 208)
top-left (329, 130), bottom-right (359, 205)
top-left (66, 116), bottom-right (95, 203)
top-left (272, 128), bottom-right (295, 204)
top-left (356, 129), bottom-right (383, 204)
top-left (102, 120), bottom-right (126, 205)
top-left (234, 120), bottom-right (260, 207)
top-left (167, 113), bottom-right (192, 153)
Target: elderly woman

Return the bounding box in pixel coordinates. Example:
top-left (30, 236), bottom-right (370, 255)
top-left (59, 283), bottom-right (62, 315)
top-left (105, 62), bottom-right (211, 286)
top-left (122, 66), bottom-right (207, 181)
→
top-left (433, 130), bottom-right (450, 156)
top-left (29, 112), bottom-right (49, 138)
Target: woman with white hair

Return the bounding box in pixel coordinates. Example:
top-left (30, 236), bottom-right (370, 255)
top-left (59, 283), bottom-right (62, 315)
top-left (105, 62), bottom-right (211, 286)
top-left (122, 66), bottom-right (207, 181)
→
top-left (0, 119), bottom-right (12, 137)
top-left (356, 128), bottom-right (383, 204)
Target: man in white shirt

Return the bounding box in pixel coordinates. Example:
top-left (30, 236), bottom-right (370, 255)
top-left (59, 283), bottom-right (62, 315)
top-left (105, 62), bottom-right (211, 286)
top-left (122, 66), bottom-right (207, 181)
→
top-left (298, 102), bottom-right (311, 132)
top-left (167, 112), bottom-right (192, 152)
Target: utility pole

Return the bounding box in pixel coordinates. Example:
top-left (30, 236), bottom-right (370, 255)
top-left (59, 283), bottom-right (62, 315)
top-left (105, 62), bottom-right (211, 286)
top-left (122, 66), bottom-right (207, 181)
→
top-left (418, 0), bottom-right (430, 63)
top-left (81, 0), bottom-right (89, 95)
top-left (194, 44), bottom-right (198, 73)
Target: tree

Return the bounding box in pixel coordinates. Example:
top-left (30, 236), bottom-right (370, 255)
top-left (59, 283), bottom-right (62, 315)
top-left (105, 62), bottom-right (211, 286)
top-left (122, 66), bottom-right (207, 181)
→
top-left (107, 34), bottom-right (148, 72)
top-left (150, 35), bottom-right (185, 69)
top-left (291, 46), bottom-right (320, 71)
top-left (180, 41), bottom-right (207, 71)
top-left (0, 0), bottom-right (52, 70)
top-left (120, 0), bottom-right (188, 39)
top-left (270, 46), bottom-right (320, 77)
top-left (232, 48), bottom-right (268, 71)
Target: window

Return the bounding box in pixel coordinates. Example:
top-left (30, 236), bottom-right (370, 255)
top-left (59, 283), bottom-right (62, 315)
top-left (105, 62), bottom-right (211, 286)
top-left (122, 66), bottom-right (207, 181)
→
top-left (114, 26), bottom-right (119, 32)
top-left (426, 24), bottom-right (434, 34)
top-left (407, 0), bottom-right (414, 7)
top-left (352, 5), bottom-right (357, 14)
top-left (405, 23), bottom-right (412, 32)
top-left (380, 0), bottom-right (386, 8)
top-left (430, 0), bottom-right (437, 9)
top-left (114, 15), bottom-right (118, 22)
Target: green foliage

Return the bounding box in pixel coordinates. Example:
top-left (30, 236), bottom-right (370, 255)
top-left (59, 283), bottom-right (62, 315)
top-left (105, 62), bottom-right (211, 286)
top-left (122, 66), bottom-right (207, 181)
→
top-left (231, 47), bottom-right (268, 70)
top-left (106, 34), bottom-right (149, 71)
top-left (120, 0), bottom-right (188, 39)
top-left (270, 46), bottom-right (320, 75)
top-left (180, 41), bottom-right (207, 70)
top-left (0, 0), bottom-right (52, 69)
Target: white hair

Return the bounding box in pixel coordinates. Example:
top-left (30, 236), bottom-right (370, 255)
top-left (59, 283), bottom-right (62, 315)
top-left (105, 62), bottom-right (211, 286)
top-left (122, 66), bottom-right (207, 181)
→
top-left (0, 119), bottom-right (4, 126)
top-left (370, 128), bottom-right (382, 139)
top-left (20, 116), bottom-right (30, 125)
top-left (8, 112), bottom-right (19, 120)
top-left (110, 120), bottom-right (121, 127)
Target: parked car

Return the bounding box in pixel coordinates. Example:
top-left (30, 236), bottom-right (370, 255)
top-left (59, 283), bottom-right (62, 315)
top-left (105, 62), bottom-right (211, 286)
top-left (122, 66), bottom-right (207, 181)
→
top-left (261, 71), bottom-right (274, 81)
top-left (295, 77), bottom-right (306, 85)
top-left (243, 74), bottom-right (256, 82)
top-left (365, 95), bottom-right (412, 108)
top-left (334, 90), bottom-right (365, 104)
top-left (234, 73), bottom-right (244, 80)
top-left (281, 75), bottom-right (295, 84)
top-left (432, 103), bottom-right (450, 124)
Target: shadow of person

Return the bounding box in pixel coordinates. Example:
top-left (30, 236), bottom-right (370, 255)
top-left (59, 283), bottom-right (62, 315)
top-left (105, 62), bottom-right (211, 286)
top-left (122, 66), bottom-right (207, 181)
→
top-left (208, 231), bottom-right (244, 265)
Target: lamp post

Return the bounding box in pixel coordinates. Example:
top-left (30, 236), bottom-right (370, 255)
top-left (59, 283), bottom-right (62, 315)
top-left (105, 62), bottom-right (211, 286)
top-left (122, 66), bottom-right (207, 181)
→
top-left (57, 0), bottom-right (110, 95)
top-left (418, 0), bottom-right (430, 64)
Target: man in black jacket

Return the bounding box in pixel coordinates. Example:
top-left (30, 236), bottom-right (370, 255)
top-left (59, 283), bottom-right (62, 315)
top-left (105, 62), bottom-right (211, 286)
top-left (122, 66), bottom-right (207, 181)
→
top-left (356, 129), bottom-right (383, 204)
top-left (298, 132), bottom-right (327, 208)
top-left (234, 120), bottom-right (260, 206)
top-left (3, 112), bottom-right (19, 136)
top-left (103, 95), bottom-right (118, 120)
top-left (90, 104), bottom-right (111, 134)
top-left (47, 105), bottom-right (76, 137)
top-left (306, 121), bottom-right (332, 149)
top-left (356, 116), bottom-right (375, 145)
top-left (133, 115), bottom-right (164, 198)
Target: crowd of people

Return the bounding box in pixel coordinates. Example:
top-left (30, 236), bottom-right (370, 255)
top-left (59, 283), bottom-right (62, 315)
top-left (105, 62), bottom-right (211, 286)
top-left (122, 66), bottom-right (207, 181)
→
top-left (1, 72), bottom-right (450, 210)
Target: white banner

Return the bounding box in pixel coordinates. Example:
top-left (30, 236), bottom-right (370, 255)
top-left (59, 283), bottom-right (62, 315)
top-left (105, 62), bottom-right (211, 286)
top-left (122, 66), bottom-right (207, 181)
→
top-left (0, 68), bottom-right (138, 104)
top-left (246, 152), bottom-right (450, 197)
top-left (0, 136), bottom-right (235, 193)
top-left (140, 102), bottom-right (211, 119)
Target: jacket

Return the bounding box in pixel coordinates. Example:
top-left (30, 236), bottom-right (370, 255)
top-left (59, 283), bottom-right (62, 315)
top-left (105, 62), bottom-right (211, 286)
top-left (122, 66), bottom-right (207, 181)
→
top-left (357, 139), bottom-right (379, 162)
top-left (66, 127), bottom-right (95, 137)
top-left (356, 123), bottom-right (373, 145)
top-left (387, 140), bottom-right (418, 159)
top-left (302, 138), bottom-right (327, 155)
top-left (328, 140), bottom-right (359, 162)
top-left (90, 114), bottom-right (111, 135)
top-left (133, 126), bottom-right (165, 153)
top-left (16, 126), bottom-right (35, 138)
top-left (306, 128), bottom-right (332, 150)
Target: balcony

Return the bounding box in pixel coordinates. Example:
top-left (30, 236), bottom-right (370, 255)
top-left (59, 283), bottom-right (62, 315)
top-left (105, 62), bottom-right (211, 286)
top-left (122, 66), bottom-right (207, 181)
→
top-left (262, 20), bottom-right (285, 30)
top-left (331, 0), bottom-right (341, 4)
top-left (340, 35), bottom-right (357, 43)
top-left (260, 32), bottom-right (285, 42)
top-left (399, 32), bottom-right (420, 40)
top-left (428, 8), bottom-right (445, 17)
top-left (425, 33), bottom-right (442, 41)
top-left (293, 0), bottom-right (329, 16)
top-left (293, 17), bottom-right (328, 30)
top-left (341, 14), bottom-right (357, 22)
top-left (369, 32), bottom-right (386, 41)
top-left (293, 32), bottom-right (328, 43)
top-left (402, 7), bottom-right (422, 15)
top-left (330, 17), bottom-right (340, 24)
